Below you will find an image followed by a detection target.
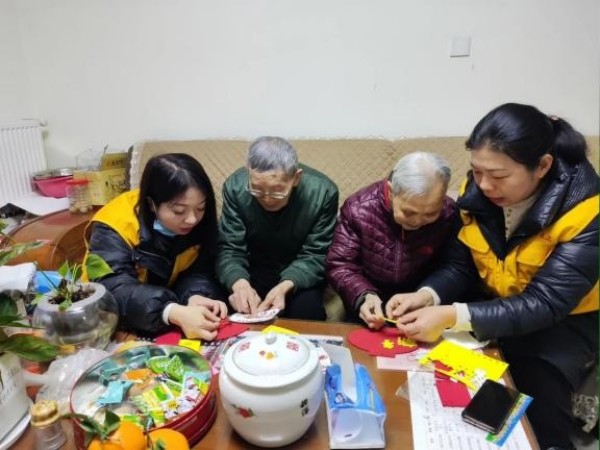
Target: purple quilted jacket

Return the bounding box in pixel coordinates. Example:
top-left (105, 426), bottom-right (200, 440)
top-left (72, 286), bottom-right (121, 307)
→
top-left (326, 180), bottom-right (456, 310)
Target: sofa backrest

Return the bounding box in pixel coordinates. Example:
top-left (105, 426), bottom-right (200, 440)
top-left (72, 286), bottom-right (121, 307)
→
top-left (130, 137), bottom-right (599, 213)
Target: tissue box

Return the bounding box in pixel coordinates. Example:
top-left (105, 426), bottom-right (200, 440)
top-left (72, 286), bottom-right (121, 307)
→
top-left (73, 152), bottom-right (128, 205)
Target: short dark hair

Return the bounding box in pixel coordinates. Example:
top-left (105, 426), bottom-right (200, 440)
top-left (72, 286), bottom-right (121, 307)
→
top-left (466, 103), bottom-right (588, 170)
top-left (137, 153), bottom-right (218, 254)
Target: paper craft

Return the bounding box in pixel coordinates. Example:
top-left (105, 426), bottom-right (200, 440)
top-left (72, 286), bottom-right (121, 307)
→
top-left (347, 327), bottom-right (419, 357)
top-left (229, 308), bottom-right (280, 324)
top-left (215, 320), bottom-right (249, 341)
top-left (434, 362), bottom-right (471, 407)
top-left (419, 340), bottom-right (508, 389)
top-left (155, 331), bottom-right (182, 346)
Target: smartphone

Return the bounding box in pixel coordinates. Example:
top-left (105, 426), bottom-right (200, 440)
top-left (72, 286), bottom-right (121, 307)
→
top-left (461, 379), bottom-right (520, 434)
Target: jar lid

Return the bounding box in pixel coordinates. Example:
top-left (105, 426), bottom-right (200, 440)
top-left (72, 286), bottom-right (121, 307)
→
top-left (224, 333), bottom-right (318, 388)
top-left (66, 178), bottom-right (89, 185)
top-left (30, 400), bottom-right (60, 427)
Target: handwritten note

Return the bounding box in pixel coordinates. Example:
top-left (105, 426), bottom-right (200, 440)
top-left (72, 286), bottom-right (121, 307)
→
top-left (408, 371), bottom-right (533, 450)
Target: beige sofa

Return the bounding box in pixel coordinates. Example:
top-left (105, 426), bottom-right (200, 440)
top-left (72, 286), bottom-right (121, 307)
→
top-left (129, 136), bottom-right (599, 321)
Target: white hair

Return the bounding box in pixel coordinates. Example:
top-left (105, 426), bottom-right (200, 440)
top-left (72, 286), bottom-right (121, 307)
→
top-left (246, 136), bottom-right (298, 175)
top-left (390, 152), bottom-right (451, 198)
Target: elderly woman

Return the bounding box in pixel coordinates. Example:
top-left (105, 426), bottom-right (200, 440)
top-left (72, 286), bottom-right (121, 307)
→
top-left (326, 152), bottom-right (456, 328)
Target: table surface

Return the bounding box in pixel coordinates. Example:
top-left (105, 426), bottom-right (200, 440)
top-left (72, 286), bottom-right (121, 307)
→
top-left (12, 318), bottom-right (539, 450)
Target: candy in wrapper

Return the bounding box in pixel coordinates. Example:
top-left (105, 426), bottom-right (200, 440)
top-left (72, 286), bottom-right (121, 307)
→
top-left (127, 350), bottom-right (150, 369)
top-left (96, 380), bottom-right (134, 406)
top-left (161, 398), bottom-right (179, 420)
top-left (119, 414), bottom-right (145, 428)
top-left (99, 363), bottom-right (127, 386)
top-left (123, 368), bottom-right (153, 382)
top-left (149, 407), bottom-right (166, 427)
top-left (165, 355), bottom-right (184, 382)
top-left (147, 355), bottom-right (170, 374)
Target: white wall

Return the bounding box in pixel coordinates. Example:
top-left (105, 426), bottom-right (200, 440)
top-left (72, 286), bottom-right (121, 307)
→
top-left (9, 0), bottom-right (600, 167)
top-left (0, 0), bottom-right (34, 121)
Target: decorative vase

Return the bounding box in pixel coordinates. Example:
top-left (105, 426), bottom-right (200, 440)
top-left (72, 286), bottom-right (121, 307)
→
top-left (31, 282), bottom-right (118, 351)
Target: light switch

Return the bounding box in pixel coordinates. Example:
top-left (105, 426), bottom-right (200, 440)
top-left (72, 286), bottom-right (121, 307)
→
top-left (449, 36), bottom-right (471, 57)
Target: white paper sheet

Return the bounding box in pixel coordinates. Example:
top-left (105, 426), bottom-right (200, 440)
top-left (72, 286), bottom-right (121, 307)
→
top-left (408, 371), bottom-right (533, 450)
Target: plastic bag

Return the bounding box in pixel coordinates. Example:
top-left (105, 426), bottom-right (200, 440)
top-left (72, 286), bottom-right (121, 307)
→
top-left (34, 348), bottom-right (110, 414)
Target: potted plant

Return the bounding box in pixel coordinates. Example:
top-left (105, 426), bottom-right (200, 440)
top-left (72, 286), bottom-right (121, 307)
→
top-left (31, 255), bottom-right (119, 352)
top-left (0, 220), bottom-right (59, 445)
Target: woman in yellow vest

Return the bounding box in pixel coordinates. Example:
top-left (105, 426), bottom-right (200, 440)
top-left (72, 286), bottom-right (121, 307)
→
top-left (388, 103), bottom-right (598, 449)
top-left (85, 153), bottom-right (227, 340)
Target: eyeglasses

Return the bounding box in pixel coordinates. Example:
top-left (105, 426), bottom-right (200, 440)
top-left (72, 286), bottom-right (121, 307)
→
top-left (246, 180), bottom-right (292, 200)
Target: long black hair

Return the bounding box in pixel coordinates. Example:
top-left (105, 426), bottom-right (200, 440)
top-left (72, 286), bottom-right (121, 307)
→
top-left (136, 153), bottom-right (218, 255)
top-left (466, 103), bottom-right (588, 170)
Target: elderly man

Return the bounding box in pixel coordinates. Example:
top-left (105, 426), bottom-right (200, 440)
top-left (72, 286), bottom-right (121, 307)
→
top-left (326, 152), bottom-right (455, 328)
top-left (216, 136), bottom-right (339, 320)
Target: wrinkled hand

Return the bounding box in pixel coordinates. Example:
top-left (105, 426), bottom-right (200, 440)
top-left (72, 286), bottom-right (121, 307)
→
top-left (385, 291), bottom-right (434, 320)
top-left (168, 304), bottom-right (221, 341)
top-left (395, 305), bottom-right (456, 342)
top-left (187, 295), bottom-right (228, 319)
top-left (359, 294), bottom-right (385, 330)
top-left (257, 280), bottom-right (294, 313)
top-left (229, 279), bottom-right (261, 314)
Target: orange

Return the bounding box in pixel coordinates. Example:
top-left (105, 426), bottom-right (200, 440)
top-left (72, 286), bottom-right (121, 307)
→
top-left (148, 428), bottom-right (190, 450)
top-left (87, 421), bottom-right (146, 450)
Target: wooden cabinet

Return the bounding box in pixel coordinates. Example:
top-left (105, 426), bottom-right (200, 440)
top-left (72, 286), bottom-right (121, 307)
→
top-left (5, 209), bottom-right (96, 270)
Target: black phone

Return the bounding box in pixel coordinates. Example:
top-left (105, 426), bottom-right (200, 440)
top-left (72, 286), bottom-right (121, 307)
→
top-left (461, 379), bottom-right (520, 434)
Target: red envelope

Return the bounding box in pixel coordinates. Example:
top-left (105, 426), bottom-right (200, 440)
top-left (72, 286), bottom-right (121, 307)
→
top-left (155, 330), bottom-right (182, 345)
top-left (435, 378), bottom-right (472, 407)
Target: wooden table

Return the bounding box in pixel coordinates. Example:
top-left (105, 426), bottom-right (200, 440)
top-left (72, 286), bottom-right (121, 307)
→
top-left (12, 319), bottom-right (539, 449)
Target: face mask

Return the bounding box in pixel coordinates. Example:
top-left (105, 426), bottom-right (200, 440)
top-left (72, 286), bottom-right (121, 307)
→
top-left (153, 219), bottom-right (177, 237)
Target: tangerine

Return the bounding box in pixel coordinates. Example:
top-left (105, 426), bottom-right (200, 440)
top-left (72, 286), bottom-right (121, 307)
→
top-left (87, 421), bottom-right (146, 450)
top-left (148, 428), bottom-right (190, 450)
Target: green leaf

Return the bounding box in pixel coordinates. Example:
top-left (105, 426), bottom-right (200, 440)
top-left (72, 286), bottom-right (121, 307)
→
top-left (0, 334), bottom-right (58, 361)
top-left (0, 240), bottom-right (45, 266)
top-left (86, 253), bottom-right (114, 280)
top-left (58, 298), bottom-right (72, 311)
top-left (0, 317), bottom-right (32, 328)
top-left (103, 410), bottom-right (121, 437)
top-left (71, 264), bottom-right (83, 283)
top-left (0, 293), bottom-right (17, 316)
top-left (58, 261), bottom-right (69, 278)
top-left (31, 294), bottom-right (44, 306)
top-left (154, 438), bottom-right (167, 450)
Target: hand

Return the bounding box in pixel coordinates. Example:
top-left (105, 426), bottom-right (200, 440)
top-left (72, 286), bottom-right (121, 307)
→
top-left (358, 294), bottom-right (385, 330)
top-left (385, 291), bottom-right (434, 320)
top-left (395, 305), bottom-right (456, 342)
top-left (168, 304), bottom-right (221, 341)
top-left (230, 279), bottom-right (261, 314)
top-left (187, 295), bottom-right (228, 319)
top-left (257, 280), bottom-right (294, 313)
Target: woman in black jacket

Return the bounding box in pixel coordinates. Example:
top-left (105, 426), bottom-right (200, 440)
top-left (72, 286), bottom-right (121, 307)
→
top-left (85, 153), bottom-right (227, 340)
top-left (387, 103), bottom-right (598, 449)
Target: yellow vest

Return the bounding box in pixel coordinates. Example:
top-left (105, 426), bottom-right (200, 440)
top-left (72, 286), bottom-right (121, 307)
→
top-left (458, 187), bottom-right (599, 315)
top-left (82, 189), bottom-right (199, 286)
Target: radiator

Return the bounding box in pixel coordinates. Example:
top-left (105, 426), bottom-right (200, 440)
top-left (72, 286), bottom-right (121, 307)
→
top-left (0, 120), bottom-right (47, 206)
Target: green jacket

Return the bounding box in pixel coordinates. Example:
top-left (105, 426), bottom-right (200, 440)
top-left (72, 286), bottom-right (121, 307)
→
top-left (216, 164), bottom-right (339, 292)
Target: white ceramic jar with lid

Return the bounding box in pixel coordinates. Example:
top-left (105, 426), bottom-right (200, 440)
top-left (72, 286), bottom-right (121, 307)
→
top-left (219, 332), bottom-right (324, 448)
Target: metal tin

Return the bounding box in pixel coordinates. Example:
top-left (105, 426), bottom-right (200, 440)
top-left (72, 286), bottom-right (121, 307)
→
top-left (70, 345), bottom-right (217, 450)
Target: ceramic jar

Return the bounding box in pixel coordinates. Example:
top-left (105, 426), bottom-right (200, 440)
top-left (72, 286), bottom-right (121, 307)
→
top-left (31, 282), bottom-right (118, 351)
top-left (219, 332), bottom-right (324, 448)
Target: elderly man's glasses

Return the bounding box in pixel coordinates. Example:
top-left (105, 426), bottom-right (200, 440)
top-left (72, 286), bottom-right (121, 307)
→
top-left (246, 180), bottom-right (292, 200)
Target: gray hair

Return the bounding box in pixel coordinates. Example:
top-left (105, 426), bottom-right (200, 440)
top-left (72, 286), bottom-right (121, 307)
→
top-left (246, 136), bottom-right (298, 175)
top-left (390, 152), bottom-right (451, 197)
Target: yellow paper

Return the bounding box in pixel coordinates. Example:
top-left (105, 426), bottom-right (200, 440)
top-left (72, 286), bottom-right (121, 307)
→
top-left (261, 325), bottom-right (299, 335)
top-left (178, 339), bottom-right (202, 352)
top-left (420, 340), bottom-right (508, 385)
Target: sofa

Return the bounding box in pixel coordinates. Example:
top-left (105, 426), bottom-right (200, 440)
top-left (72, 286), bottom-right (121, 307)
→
top-left (128, 136), bottom-right (599, 322)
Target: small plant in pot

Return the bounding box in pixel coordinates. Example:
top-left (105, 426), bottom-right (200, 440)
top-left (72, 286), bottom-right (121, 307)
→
top-left (31, 254), bottom-right (119, 352)
top-left (0, 220), bottom-right (59, 445)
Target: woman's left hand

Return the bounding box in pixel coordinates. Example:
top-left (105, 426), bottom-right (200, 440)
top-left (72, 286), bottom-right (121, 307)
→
top-left (188, 295), bottom-right (228, 319)
top-left (395, 305), bottom-right (457, 342)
